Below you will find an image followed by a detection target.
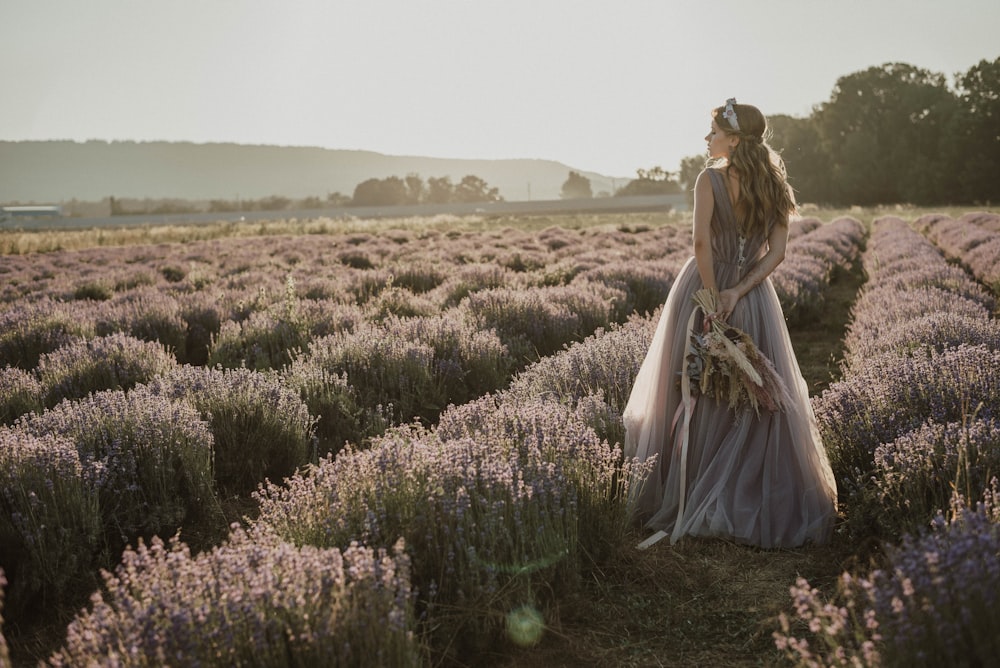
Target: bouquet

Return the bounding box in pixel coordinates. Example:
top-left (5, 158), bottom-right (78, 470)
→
top-left (682, 288), bottom-right (791, 415)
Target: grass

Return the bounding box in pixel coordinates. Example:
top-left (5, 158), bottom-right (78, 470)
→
top-left (0, 208), bottom-right (904, 666)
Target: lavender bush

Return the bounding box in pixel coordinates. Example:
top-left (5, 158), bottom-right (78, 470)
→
top-left (431, 263), bottom-right (516, 308)
top-left (20, 389), bottom-right (217, 549)
top-left (575, 260), bottom-right (677, 316)
top-left (256, 396), bottom-right (649, 649)
top-left (0, 429), bottom-right (101, 610)
top-left (281, 364), bottom-right (369, 456)
top-left (771, 216), bottom-right (866, 323)
top-left (48, 528), bottom-right (418, 667)
top-left (505, 313), bottom-right (658, 445)
top-left (293, 324), bottom-right (441, 427)
top-left (776, 483), bottom-right (1000, 667)
top-left (0, 298), bottom-right (95, 370)
top-left (920, 213), bottom-right (1000, 292)
top-left (871, 418), bottom-right (1000, 541)
top-left (92, 288), bottom-right (188, 362)
top-left (0, 366), bottom-right (42, 425)
top-left (814, 344), bottom-right (1000, 489)
top-left (142, 365), bottom-right (314, 493)
top-left (35, 333), bottom-right (178, 408)
top-left (461, 282), bottom-right (624, 363)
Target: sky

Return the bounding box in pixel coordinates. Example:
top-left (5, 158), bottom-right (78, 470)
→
top-left (2, 0), bottom-right (998, 179)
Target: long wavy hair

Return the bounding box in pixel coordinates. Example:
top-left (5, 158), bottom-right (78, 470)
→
top-left (711, 102), bottom-right (796, 238)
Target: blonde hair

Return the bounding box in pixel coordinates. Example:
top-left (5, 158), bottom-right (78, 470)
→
top-left (711, 102), bottom-right (796, 237)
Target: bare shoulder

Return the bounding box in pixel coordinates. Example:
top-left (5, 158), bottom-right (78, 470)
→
top-left (694, 168), bottom-right (716, 191)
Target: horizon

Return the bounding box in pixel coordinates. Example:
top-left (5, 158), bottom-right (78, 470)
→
top-left (3, 0), bottom-right (999, 177)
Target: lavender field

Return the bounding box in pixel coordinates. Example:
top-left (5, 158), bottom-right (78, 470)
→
top-left (0, 209), bottom-right (998, 666)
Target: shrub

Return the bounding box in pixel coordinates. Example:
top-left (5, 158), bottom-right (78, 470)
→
top-left (870, 418), bottom-right (1000, 541)
top-left (576, 260), bottom-right (676, 316)
top-left (390, 313), bottom-right (512, 406)
top-left (142, 366), bottom-right (314, 493)
top-left (93, 289), bottom-right (187, 362)
top-left (281, 363), bottom-right (370, 456)
top-left (0, 298), bottom-right (94, 370)
top-left (294, 325), bottom-right (442, 427)
top-left (814, 344), bottom-right (1000, 500)
top-left (461, 283), bottom-right (623, 364)
top-left (72, 280), bottom-right (114, 301)
top-left (21, 389), bottom-right (217, 550)
top-left (36, 333), bottom-right (178, 408)
top-left (390, 262), bottom-right (447, 294)
top-left (365, 285), bottom-right (439, 322)
top-left (434, 395), bottom-right (651, 564)
top-left (48, 528), bottom-right (418, 667)
top-left (207, 310), bottom-right (311, 371)
top-left (0, 366), bottom-right (42, 425)
top-left (505, 313), bottom-right (657, 445)
top-left (776, 484), bottom-right (1000, 667)
top-left (0, 429), bottom-right (101, 610)
top-left (432, 263), bottom-right (514, 308)
top-left (255, 422), bottom-right (580, 652)
top-left (177, 293), bottom-right (224, 366)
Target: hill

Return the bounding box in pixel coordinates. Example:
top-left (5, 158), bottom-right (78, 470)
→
top-left (0, 140), bottom-right (626, 204)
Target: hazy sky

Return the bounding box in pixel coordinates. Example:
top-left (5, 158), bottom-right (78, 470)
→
top-left (3, 0), bottom-right (998, 178)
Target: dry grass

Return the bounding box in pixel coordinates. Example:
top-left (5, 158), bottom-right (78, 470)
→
top-left (481, 533), bottom-right (858, 668)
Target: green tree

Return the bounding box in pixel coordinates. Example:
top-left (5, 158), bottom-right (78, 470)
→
top-left (426, 176), bottom-right (454, 204)
top-left (560, 171), bottom-right (593, 199)
top-left (453, 175), bottom-right (502, 203)
top-left (350, 176), bottom-right (408, 206)
top-left (677, 156), bottom-right (705, 192)
top-left (815, 62), bottom-right (956, 205)
top-left (766, 114), bottom-right (831, 205)
top-left (404, 174), bottom-right (425, 204)
top-left (947, 57), bottom-right (1000, 203)
top-left (615, 166), bottom-right (682, 197)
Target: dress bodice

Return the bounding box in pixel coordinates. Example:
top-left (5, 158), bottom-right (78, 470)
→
top-left (706, 168), bottom-right (768, 276)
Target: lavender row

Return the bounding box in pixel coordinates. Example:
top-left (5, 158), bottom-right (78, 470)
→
top-left (770, 216), bottom-right (866, 323)
top-left (797, 216), bottom-right (1000, 662)
top-left (918, 211), bottom-right (1000, 292)
top-left (815, 217), bottom-right (1000, 538)
top-left (776, 482), bottom-right (1000, 666)
top-left (48, 529), bottom-right (418, 666)
top-left (254, 394), bottom-right (650, 652)
top-left (1, 364), bottom-right (315, 612)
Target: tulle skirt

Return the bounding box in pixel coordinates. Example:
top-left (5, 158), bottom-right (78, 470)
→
top-left (623, 257), bottom-right (837, 548)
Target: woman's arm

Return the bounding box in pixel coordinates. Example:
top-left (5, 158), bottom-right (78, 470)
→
top-left (717, 218), bottom-right (788, 318)
top-left (692, 169), bottom-right (717, 292)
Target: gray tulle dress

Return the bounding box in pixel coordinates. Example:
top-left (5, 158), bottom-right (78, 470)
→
top-left (623, 168), bottom-right (837, 549)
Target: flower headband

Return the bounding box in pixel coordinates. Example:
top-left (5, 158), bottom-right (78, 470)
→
top-left (722, 97), bottom-right (740, 132)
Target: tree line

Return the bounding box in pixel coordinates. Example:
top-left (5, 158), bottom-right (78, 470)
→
top-left (680, 59), bottom-right (999, 207)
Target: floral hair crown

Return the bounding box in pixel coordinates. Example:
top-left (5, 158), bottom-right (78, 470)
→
top-left (722, 97), bottom-right (740, 132)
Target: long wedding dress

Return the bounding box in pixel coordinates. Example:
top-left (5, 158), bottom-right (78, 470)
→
top-left (623, 169), bottom-right (837, 548)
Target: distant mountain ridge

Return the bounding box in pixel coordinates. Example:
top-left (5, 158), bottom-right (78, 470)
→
top-left (0, 140), bottom-right (625, 204)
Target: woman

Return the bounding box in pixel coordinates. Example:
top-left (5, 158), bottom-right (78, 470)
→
top-left (623, 99), bottom-right (837, 549)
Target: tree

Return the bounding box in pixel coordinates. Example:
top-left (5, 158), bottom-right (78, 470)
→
top-left (404, 174), bottom-right (425, 205)
top-left (814, 62), bottom-right (956, 205)
top-left (615, 166), bottom-right (682, 197)
top-left (560, 171), bottom-right (593, 199)
top-left (426, 176), bottom-right (454, 204)
top-left (677, 156), bottom-right (705, 192)
top-left (766, 114), bottom-right (831, 205)
top-left (350, 176), bottom-right (408, 206)
top-left (453, 175), bottom-right (502, 203)
top-left (947, 57), bottom-right (1000, 203)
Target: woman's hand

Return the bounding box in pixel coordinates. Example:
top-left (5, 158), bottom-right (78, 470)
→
top-left (715, 287), bottom-right (740, 322)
